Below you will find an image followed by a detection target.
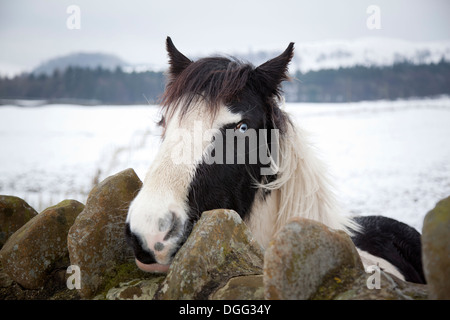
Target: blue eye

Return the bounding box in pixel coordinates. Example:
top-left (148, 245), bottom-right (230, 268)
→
top-left (237, 122), bottom-right (248, 133)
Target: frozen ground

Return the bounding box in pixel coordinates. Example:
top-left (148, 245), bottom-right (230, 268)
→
top-left (1, 97), bottom-right (449, 232)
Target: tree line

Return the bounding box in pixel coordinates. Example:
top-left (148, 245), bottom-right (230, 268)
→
top-left (1, 61), bottom-right (449, 105)
top-left (284, 60), bottom-right (450, 102)
top-left (0, 67), bottom-right (165, 105)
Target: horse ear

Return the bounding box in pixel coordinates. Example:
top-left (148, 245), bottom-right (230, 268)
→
top-left (254, 42), bottom-right (294, 97)
top-left (166, 36), bottom-right (192, 77)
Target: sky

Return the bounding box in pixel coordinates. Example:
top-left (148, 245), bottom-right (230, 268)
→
top-left (1, 0), bottom-right (450, 74)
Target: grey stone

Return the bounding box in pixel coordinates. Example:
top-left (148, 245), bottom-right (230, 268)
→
top-left (331, 269), bottom-right (428, 300)
top-left (211, 275), bottom-right (264, 300)
top-left (0, 200), bottom-right (84, 289)
top-left (105, 277), bottom-right (165, 300)
top-left (155, 209), bottom-right (264, 300)
top-left (422, 196), bottom-right (450, 300)
top-left (67, 168), bottom-right (142, 298)
top-left (0, 195), bottom-right (38, 248)
top-left (263, 217), bottom-right (364, 300)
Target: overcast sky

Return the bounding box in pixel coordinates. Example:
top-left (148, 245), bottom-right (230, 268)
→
top-left (1, 0), bottom-right (449, 73)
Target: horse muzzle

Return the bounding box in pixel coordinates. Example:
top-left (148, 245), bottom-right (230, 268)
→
top-left (124, 204), bottom-right (189, 272)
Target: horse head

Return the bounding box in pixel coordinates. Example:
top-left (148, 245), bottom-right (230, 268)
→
top-left (125, 37), bottom-right (294, 271)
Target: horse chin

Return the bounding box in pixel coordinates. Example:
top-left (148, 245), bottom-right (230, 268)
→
top-left (135, 259), bottom-right (170, 273)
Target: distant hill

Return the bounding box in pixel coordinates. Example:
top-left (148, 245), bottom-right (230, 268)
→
top-left (122, 38), bottom-right (450, 74)
top-left (232, 38), bottom-right (450, 73)
top-left (32, 52), bottom-right (127, 75)
top-left (2, 38), bottom-right (450, 105)
top-left (5, 37), bottom-right (449, 77)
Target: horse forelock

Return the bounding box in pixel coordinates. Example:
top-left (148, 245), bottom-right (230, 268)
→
top-left (159, 55), bottom-right (289, 135)
top-left (160, 56), bottom-right (252, 119)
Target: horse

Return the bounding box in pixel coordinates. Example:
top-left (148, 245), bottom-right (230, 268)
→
top-left (125, 37), bottom-right (426, 284)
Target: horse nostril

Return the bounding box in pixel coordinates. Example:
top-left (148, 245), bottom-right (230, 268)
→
top-left (158, 212), bottom-right (174, 232)
top-left (125, 209), bottom-right (184, 265)
top-left (154, 242), bottom-right (165, 252)
top-left (164, 211), bottom-right (181, 241)
top-left (125, 223), bottom-right (157, 264)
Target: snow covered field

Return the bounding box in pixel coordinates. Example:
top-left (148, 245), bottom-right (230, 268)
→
top-left (1, 97), bottom-right (449, 232)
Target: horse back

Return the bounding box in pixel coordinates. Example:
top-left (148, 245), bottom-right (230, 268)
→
top-left (351, 215), bottom-right (426, 284)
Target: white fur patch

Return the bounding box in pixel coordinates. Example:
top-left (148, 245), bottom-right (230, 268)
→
top-left (126, 101), bottom-right (241, 264)
top-left (358, 249), bottom-right (405, 281)
top-left (246, 190), bottom-right (280, 249)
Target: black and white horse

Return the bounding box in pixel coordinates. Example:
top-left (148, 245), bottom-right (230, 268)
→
top-left (125, 37), bottom-right (426, 284)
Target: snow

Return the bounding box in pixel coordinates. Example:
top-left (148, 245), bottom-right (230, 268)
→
top-left (287, 37), bottom-right (450, 72)
top-left (1, 97), bottom-right (449, 232)
top-left (0, 105), bottom-right (162, 210)
top-left (286, 97), bottom-right (450, 231)
top-left (121, 37), bottom-right (450, 75)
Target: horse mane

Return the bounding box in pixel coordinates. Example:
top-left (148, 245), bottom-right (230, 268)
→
top-left (256, 102), bottom-right (360, 237)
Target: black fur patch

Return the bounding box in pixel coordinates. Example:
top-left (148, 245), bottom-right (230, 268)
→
top-left (351, 215), bottom-right (426, 284)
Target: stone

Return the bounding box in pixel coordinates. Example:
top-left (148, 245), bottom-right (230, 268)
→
top-left (92, 260), bottom-right (165, 300)
top-left (0, 195), bottom-right (38, 248)
top-left (211, 275), bottom-right (264, 300)
top-left (67, 168), bottom-right (142, 298)
top-left (330, 269), bottom-right (428, 300)
top-left (105, 276), bottom-right (165, 300)
top-left (0, 199), bottom-right (84, 289)
top-left (0, 263), bottom-right (82, 300)
top-left (263, 217), bottom-right (364, 300)
top-left (0, 267), bottom-right (14, 288)
top-left (154, 209), bottom-right (264, 300)
top-left (422, 196), bottom-right (450, 300)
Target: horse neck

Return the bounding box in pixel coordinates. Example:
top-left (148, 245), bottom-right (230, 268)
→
top-left (247, 119), bottom-right (357, 248)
